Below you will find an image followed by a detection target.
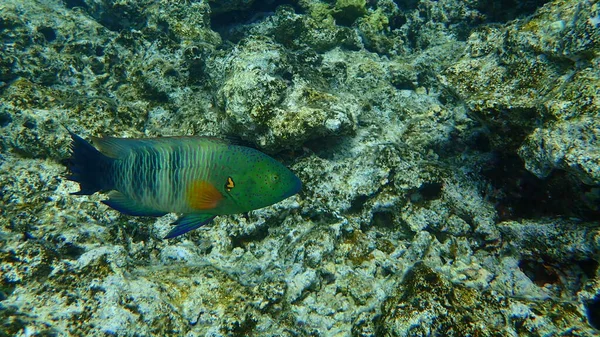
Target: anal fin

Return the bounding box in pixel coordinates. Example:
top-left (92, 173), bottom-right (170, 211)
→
top-left (164, 213), bottom-right (215, 239)
top-left (102, 191), bottom-right (167, 217)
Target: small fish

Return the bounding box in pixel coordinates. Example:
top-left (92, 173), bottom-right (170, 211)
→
top-left (66, 131), bottom-right (302, 238)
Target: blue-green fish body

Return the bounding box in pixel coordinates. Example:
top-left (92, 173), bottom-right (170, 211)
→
top-left (67, 132), bottom-right (301, 238)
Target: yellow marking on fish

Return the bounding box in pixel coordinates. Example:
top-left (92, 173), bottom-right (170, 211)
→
top-left (225, 176), bottom-right (235, 192)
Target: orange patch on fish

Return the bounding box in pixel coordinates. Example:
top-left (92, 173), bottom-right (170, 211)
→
top-left (187, 180), bottom-right (223, 210)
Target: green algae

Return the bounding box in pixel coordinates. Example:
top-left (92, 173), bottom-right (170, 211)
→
top-left (333, 0), bottom-right (367, 26)
top-left (378, 263), bottom-right (510, 336)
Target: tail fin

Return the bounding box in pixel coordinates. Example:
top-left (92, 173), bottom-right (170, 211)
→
top-left (66, 130), bottom-right (115, 195)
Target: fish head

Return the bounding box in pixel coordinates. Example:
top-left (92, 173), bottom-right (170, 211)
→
top-left (226, 154), bottom-right (302, 212)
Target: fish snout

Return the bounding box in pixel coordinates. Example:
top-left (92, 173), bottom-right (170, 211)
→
top-left (282, 173), bottom-right (302, 199)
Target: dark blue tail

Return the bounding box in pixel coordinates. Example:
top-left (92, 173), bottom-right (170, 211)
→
top-left (66, 130), bottom-right (115, 195)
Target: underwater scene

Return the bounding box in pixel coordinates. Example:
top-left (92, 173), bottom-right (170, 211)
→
top-left (1, 0), bottom-right (600, 336)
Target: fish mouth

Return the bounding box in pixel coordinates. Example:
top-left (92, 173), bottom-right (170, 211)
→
top-left (282, 174), bottom-right (302, 199)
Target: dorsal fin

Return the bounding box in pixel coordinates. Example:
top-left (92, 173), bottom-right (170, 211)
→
top-left (91, 136), bottom-right (138, 158)
top-left (91, 135), bottom-right (232, 158)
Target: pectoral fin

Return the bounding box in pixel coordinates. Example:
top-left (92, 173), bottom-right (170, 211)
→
top-left (164, 213), bottom-right (215, 239)
top-left (102, 191), bottom-right (167, 217)
top-left (187, 180), bottom-right (223, 210)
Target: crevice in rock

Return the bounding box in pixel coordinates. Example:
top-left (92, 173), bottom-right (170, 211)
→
top-left (476, 0), bottom-right (551, 23)
top-left (586, 294), bottom-right (600, 330)
top-left (482, 153), bottom-right (600, 222)
top-left (210, 0), bottom-right (303, 41)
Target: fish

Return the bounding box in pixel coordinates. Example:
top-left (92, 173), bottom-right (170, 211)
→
top-left (65, 131), bottom-right (302, 239)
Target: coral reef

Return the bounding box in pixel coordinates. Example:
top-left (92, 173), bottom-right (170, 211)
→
top-left (442, 0), bottom-right (600, 184)
top-left (1, 0), bottom-right (599, 336)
